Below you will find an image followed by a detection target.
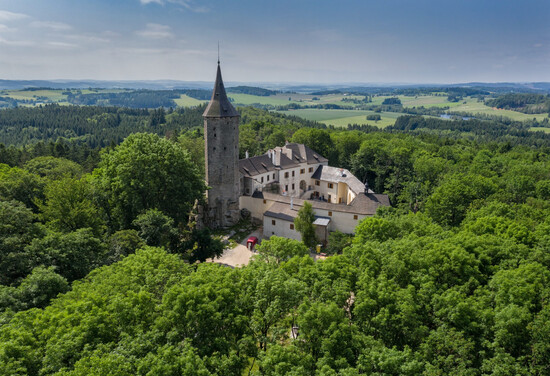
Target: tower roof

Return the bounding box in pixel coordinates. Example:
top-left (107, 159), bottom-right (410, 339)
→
top-left (203, 63), bottom-right (239, 118)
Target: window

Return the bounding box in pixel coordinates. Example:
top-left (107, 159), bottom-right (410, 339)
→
top-left (261, 177), bottom-right (264, 183)
top-left (309, 167), bottom-right (313, 172)
top-left (284, 172), bottom-right (289, 178)
top-left (272, 219), bottom-right (276, 225)
top-left (263, 199), bottom-right (267, 204)
top-left (339, 197), bottom-right (342, 204)
top-left (328, 194), bottom-right (332, 202)
top-left (267, 175), bottom-right (270, 181)
top-left (285, 185), bottom-right (289, 192)
top-left (315, 180), bottom-right (320, 186)
top-left (354, 215), bottom-right (358, 220)
top-left (328, 211), bottom-right (332, 217)
top-left (292, 171), bottom-right (295, 177)
top-left (290, 224), bottom-right (294, 230)
top-left (300, 169), bottom-right (305, 174)
top-left (292, 183), bottom-right (295, 190)
top-left (273, 173), bottom-right (275, 179)
top-left (328, 183), bottom-right (333, 189)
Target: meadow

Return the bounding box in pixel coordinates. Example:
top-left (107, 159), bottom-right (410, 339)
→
top-left (278, 108), bottom-right (400, 128)
top-left (1, 88), bottom-right (547, 129)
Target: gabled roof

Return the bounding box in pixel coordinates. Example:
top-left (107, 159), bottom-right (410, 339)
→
top-left (311, 165), bottom-right (367, 195)
top-left (203, 63), bottom-right (239, 118)
top-left (279, 143), bottom-right (328, 165)
top-left (239, 155), bottom-right (277, 177)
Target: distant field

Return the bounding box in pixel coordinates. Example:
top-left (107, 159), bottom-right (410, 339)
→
top-left (174, 94), bottom-right (207, 107)
top-left (228, 93), bottom-right (365, 107)
top-left (278, 108), bottom-right (400, 128)
top-left (448, 99), bottom-right (549, 121)
top-left (531, 127), bottom-right (550, 133)
top-left (1, 89), bottom-right (66, 101)
top-left (369, 94), bottom-right (457, 108)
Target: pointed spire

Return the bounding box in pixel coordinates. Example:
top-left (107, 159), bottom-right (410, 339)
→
top-left (203, 62), bottom-right (239, 118)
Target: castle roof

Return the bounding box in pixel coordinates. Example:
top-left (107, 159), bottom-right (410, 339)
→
top-left (278, 143), bottom-right (328, 165)
top-left (239, 154), bottom-right (277, 177)
top-left (311, 165), bottom-right (367, 195)
top-left (203, 63), bottom-right (239, 118)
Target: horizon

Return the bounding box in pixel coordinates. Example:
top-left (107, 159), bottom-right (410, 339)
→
top-left (0, 0), bottom-right (549, 83)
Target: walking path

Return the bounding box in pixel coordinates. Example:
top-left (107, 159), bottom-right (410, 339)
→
top-left (209, 229), bottom-right (262, 267)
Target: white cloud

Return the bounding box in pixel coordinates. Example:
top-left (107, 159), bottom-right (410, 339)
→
top-left (47, 41), bottom-right (78, 49)
top-left (136, 23), bottom-right (174, 39)
top-left (0, 24), bottom-right (16, 33)
top-left (0, 10), bottom-right (29, 22)
top-left (0, 37), bottom-right (34, 47)
top-left (139, 0), bottom-right (209, 13)
top-left (31, 21), bottom-right (72, 31)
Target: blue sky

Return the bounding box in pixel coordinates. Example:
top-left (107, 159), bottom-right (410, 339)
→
top-left (0, 0), bottom-right (548, 83)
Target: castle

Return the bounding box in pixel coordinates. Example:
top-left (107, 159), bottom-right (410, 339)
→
top-left (203, 63), bottom-right (390, 242)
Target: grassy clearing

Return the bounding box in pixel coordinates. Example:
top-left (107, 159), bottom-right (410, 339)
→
top-left (531, 127), bottom-right (550, 133)
top-left (228, 93), bottom-right (365, 107)
top-left (174, 94), bottom-right (207, 107)
top-left (2, 89), bottom-right (66, 101)
top-left (448, 99), bottom-right (549, 121)
top-left (279, 108), bottom-right (400, 128)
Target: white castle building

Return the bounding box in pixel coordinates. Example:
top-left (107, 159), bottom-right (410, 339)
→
top-left (203, 63), bottom-right (390, 242)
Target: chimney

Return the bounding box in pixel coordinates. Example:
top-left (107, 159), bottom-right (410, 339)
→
top-left (245, 150), bottom-right (249, 159)
top-left (339, 168), bottom-right (344, 177)
top-left (272, 149), bottom-right (276, 165)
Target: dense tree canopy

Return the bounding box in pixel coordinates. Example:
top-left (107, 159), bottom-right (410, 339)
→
top-left (93, 132), bottom-right (205, 229)
top-left (1, 103), bottom-right (550, 375)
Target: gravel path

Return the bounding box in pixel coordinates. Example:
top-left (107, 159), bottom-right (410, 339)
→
top-left (210, 229), bottom-right (262, 267)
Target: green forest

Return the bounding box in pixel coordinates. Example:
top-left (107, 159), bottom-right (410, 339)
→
top-left (1, 102), bottom-right (550, 375)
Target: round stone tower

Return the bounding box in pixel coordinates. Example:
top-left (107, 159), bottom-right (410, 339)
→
top-left (203, 62), bottom-right (241, 228)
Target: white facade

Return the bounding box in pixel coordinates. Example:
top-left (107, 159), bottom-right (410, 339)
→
top-left (239, 143), bottom-right (390, 242)
top-left (263, 216), bottom-right (301, 241)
